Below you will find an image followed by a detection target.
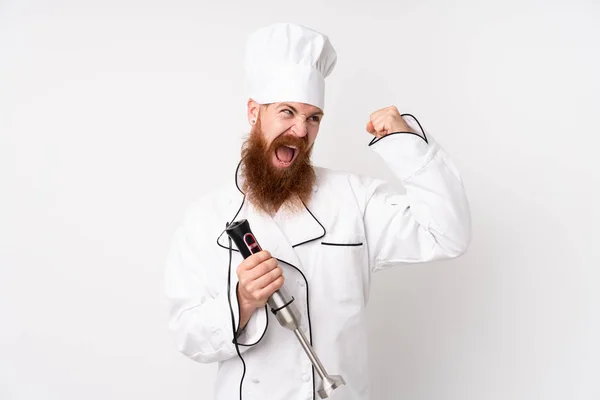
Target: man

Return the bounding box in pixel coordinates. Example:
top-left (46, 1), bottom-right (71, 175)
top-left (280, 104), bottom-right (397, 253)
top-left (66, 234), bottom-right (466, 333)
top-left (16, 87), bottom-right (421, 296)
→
top-left (164, 22), bottom-right (471, 400)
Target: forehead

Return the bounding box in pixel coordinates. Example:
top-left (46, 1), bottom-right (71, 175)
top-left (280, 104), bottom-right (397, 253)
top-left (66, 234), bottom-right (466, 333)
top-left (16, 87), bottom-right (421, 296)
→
top-left (272, 102), bottom-right (323, 115)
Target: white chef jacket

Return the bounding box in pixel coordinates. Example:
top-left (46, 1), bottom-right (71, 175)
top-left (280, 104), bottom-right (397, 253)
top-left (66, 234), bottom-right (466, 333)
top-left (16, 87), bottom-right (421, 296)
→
top-left (164, 114), bottom-right (471, 400)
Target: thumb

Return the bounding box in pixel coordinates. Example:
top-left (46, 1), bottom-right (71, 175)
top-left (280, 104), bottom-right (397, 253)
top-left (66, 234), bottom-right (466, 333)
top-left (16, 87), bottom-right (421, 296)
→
top-left (366, 120), bottom-right (375, 134)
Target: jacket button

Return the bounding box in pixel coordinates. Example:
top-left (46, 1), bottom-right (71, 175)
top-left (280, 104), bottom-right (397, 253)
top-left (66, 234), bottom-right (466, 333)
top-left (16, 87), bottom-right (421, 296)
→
top-left (252, 378), bottom-right (260, 384)
top-left (297, 280), bottom-right (305, 287)
top-left (302, 373), bottom-right (310, 382)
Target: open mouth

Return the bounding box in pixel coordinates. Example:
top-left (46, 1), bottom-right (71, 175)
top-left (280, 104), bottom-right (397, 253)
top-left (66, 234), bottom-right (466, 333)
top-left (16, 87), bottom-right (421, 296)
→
top-left (273, 145), bottom-right (298, 168)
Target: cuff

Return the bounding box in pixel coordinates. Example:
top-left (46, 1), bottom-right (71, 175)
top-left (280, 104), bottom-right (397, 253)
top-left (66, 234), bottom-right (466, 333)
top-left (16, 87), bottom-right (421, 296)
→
top-left (368, 114), bottom-right (440, 181)
top-left (231, 282), bottom-right (268, 346)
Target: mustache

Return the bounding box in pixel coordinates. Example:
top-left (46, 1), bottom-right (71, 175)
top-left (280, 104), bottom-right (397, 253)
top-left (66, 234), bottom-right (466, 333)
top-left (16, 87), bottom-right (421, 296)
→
top-left (268, 133), bottom-right (309, 153)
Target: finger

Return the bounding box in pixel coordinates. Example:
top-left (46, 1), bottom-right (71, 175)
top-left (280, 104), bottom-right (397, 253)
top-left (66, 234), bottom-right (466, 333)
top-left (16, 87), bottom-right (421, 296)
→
top-left (249, 266), bottom-right (283, 292)
top-left (370, 108), bottom-right (384, 121)
top-left (371, 116), bottom-right (388, 137)
top-left (247, 258), bottom-right (278, 281)
top-left (258, 275), bottom-right (284, 299)
top-left (239, 250), bottom-right (272, 271)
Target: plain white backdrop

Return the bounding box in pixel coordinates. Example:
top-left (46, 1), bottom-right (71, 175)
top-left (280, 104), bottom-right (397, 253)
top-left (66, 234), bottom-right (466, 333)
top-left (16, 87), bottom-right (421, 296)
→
top-left (1, 0), bottom-right (599, 399)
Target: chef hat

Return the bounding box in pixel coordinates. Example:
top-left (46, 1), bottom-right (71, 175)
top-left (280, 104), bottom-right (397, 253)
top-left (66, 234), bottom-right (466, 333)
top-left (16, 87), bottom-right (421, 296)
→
top-left (244, 22), bottom-right (337, 110)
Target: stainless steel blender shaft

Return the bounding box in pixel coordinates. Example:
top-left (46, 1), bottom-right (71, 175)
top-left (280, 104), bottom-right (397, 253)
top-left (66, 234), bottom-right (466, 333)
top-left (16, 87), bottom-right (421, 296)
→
top-left (268, 287), bottom-right (345, 399)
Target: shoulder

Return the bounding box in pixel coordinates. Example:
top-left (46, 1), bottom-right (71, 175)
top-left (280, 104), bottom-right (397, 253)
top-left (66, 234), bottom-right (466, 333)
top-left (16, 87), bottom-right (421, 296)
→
top-left (177, 181), bottom-right (242, 239)
top-left (188, 182), bottom-right (239, 212)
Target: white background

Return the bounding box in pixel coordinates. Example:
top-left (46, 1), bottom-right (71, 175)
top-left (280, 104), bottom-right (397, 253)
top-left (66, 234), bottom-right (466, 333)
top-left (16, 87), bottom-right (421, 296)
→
top-left (1, 1), bottom-right (599, 399)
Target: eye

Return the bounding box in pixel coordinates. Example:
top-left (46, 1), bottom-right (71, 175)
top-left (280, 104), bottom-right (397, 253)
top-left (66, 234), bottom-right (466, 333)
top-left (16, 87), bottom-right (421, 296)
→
top-left (311, 116), bottom-right (321, 122)
top-left (281, 109), bottom-right (293, 115)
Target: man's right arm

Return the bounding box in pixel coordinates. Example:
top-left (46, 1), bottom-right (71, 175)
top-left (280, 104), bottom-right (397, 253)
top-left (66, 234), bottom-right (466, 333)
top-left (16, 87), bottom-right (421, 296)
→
top-left (164, 207), bottom-right (269, 364)
top-left (237, 299), bottom-right (255, 332)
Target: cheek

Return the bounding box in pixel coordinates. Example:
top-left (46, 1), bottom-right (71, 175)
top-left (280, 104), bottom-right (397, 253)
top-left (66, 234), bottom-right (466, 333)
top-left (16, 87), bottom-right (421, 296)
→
top-left (264, 131), bottom-right (279, 146)
top-left (267, 121), bottom-right (293, 142)
top-left (308, 129), bottom-right (319, 146)
top-left (262, 125), bottom-right (287, 148)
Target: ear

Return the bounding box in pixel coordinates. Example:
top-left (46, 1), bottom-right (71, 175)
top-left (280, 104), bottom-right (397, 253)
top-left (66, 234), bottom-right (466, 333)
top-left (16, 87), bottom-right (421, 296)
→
top-left (247, 98), bottom-right (260, 125)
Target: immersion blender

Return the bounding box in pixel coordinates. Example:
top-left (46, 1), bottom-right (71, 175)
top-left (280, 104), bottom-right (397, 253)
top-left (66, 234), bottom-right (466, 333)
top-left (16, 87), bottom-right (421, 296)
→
top-left (225, 219), bottom-right (345, 399)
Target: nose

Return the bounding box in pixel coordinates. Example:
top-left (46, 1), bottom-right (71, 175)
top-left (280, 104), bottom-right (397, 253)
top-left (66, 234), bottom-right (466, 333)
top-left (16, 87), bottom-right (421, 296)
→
top-left (291, 119), bottom-right (308, 137)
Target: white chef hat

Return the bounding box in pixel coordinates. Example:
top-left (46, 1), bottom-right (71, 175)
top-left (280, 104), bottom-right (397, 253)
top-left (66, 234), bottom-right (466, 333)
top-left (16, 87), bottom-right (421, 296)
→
top-left (244, 22), bottom-right (337, 110)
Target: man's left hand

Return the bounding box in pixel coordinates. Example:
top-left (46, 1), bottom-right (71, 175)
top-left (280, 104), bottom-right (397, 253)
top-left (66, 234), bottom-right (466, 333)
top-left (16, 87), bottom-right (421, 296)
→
top-left (366, 106), bottom-right (413, 138)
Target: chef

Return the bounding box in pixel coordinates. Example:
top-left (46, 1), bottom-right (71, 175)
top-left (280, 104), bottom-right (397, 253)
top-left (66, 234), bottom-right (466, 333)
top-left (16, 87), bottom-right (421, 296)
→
top-left (164, 22), bottom-right (471, 400)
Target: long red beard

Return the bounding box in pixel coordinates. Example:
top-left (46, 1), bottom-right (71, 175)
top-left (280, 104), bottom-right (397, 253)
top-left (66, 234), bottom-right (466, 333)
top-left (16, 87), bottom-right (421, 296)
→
top-left (240, 119), bottom-right (316, 215)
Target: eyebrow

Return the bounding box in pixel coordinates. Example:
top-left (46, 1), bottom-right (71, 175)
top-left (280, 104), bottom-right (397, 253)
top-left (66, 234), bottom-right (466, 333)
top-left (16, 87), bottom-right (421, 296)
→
top-left (278, 103), bottom-right (324, 117)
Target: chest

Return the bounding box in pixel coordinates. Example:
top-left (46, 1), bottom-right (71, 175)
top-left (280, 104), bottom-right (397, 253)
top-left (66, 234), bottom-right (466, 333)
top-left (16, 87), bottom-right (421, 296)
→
top-left (215, 196), bottom-right (372, 313)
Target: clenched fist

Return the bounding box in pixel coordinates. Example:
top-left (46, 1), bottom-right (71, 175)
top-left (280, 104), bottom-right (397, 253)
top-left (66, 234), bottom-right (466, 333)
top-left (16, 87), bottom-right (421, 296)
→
top-left (366, 105), bottom-right (413, 138)
top-left (236, 250), bottom-right (284, 330)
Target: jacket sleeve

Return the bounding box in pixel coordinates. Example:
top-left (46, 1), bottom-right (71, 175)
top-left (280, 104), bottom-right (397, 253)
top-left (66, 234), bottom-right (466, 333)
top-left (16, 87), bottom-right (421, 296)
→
top-left (164, 203), bottom-right (268, 363)
top-left (360, 114), bottom-right (472, 273)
